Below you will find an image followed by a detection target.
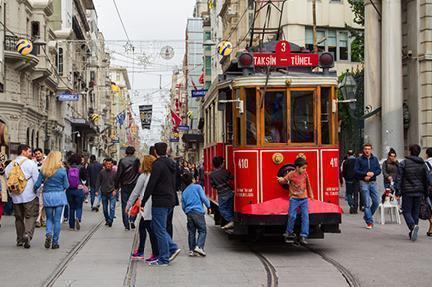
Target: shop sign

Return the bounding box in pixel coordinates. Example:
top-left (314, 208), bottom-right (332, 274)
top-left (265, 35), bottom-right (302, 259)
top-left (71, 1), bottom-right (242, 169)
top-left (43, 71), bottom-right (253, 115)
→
top-left (57, 92), bottom-right (80, 102)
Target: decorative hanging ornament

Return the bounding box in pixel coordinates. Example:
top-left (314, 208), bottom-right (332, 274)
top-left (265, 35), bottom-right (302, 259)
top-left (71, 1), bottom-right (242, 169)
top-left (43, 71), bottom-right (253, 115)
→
top-left (217, 41), bottom-right (233, 57)
top-left (160, 46), bottom-right (175, 60)
top-left (16, 39), bottom-right (33, 56)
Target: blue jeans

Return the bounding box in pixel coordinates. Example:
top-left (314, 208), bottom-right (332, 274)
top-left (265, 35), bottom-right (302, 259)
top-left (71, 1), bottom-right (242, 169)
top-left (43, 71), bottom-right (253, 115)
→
top-left (359, 181), bottom-right (379, 224)
top-left (45, 206), bottom-right (64, 245)
top-left (102, 193), bottom-right (116, 223)
top-left (186, 212), bottom-right (207, 250)
top-left (120, 185), bottom-right (135, 228)
top-left (66, 188), bottom-right (84, 229)
top-left (151, 207), bottom-right (178, 264)
top-left (218, 192), bottom-right (234, 222)
top-left (90, 187), bottom-right (101, 208)
top-left (286, 198), bottom-right (309, 237)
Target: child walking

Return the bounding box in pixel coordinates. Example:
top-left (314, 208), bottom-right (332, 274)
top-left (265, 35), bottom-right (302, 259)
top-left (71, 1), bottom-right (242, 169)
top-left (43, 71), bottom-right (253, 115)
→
top-left (277, 157), bottom-right (314, 245)
top-left (126, 155), bottom-right (158, 262)
top-left (181, 173), bottom-right (210, 256)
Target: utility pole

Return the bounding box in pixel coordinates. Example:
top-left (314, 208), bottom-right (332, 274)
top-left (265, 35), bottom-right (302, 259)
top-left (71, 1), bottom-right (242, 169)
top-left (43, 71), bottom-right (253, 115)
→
top-left (312, 0), bottom-right (317, 53)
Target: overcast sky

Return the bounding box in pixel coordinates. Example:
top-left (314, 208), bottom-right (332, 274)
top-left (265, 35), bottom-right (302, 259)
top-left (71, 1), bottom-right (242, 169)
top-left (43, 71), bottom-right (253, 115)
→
top-left (93, 0), bottom-right (198, 145)
top-left (93, 0), bottom-right (197, 41)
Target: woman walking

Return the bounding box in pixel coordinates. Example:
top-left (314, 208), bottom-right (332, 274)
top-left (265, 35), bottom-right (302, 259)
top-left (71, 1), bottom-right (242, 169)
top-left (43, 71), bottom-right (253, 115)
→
top-left (34, 151), bottom-right (69, 249)
top-left (126, 155), bottom-right (158, 262)
top-left (66, 153), bottom-right (87, 230)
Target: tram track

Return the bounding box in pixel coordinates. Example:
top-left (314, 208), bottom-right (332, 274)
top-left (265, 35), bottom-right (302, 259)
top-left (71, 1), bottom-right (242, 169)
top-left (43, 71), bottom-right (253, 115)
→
top-left (42, 219), bottom-right (105, 287)
top-left (250, 248), bottom-right (279, 287)
top-left (123, 228), bottom-right (140, 287)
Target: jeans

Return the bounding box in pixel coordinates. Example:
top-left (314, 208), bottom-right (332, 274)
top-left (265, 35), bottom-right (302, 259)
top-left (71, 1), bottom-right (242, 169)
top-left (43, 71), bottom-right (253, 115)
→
top-left (90, 187), bottom-right (101, 208)
top-left (218, 192), bottom-right (234, 222)
top-left (345, 181), bottom-right (359, 210)
top-left (138, 218), bottom-right (158, 255)
top-left (120, 185), bottom-right (135, 228)
top-left (186, 212), bottom-right (207, 250)
top-left (66, 188), bottom-right (84, 229)
top-left (286, 198), bottom-right (309, 237)
top-left (359, 181), bottom-right (379, 224)
top-left (101, 193), bottom-right (116, 223)
top-left (45, 206), bottom-right (64, 245)
top-left (151, 207), bottom-right (178, 264)
top-left (167, 208), bottom-right (174, 238)
top-left (402, 195), bottom-right (421, 231)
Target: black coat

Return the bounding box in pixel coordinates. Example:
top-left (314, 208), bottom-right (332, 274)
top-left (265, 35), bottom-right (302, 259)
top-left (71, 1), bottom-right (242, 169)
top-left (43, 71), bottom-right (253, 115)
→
top-left (115, 156), bottom-right (140, 188)
top-left (141, 156), bottom-right (178, 208)
top-left (395, 156), bottom-right (428, 197)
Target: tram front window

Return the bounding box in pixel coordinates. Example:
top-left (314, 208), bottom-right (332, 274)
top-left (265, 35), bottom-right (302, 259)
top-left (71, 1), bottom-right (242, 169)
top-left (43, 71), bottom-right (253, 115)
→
top-left (264, 91), bottom-right (287, 143)
top-left (291, 91), bottom-right (315, 143)
top-left (246, 88), bottom-right (257, 145)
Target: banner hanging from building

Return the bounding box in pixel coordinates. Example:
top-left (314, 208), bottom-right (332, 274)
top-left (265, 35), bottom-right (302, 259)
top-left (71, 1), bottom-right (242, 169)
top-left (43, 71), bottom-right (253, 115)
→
top-left (139, 105), bottom-right (153, 129)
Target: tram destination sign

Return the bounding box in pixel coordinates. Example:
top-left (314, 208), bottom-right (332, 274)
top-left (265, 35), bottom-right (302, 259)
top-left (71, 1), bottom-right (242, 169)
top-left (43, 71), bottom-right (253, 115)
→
top-left (253, 40), bottom-right (318, 67)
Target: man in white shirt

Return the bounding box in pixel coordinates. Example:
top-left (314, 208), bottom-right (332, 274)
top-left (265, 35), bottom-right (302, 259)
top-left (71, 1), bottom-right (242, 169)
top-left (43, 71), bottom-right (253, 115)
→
top-left (5, 144), bottom-right (40, 249)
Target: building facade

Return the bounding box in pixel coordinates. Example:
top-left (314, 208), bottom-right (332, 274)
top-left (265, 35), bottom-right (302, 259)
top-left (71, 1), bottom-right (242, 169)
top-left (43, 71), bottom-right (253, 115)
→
top-left (364, 0), bottom-right (432, 158)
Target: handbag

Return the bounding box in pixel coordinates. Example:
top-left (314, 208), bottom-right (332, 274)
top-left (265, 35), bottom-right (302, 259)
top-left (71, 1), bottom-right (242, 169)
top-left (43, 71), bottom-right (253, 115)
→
top-left (419, 196), bottom-right (432, 220)
top-left (129, 198), bottom-right (141, 218)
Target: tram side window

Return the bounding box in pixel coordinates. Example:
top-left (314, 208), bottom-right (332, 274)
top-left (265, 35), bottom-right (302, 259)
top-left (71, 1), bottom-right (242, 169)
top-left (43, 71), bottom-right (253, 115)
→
top-left (246, 88), bottom-right (257, 145)
top-left (321, 87), bottom-right (331, 145)
top-left (291, 91), bottom-right (315, 143)
top-left (264, 91), bottom-right (287, 143)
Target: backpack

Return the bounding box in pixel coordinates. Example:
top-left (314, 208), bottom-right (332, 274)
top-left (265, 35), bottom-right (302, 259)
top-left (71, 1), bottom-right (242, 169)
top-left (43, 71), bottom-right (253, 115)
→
top-left (7, 159), bottom-right (28, 195)
top-left (68, 167), bottom-right (81, 189)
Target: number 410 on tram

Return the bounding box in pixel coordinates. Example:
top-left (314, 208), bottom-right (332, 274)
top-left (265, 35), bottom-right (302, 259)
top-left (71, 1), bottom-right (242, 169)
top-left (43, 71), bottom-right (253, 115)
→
top-left (203, 43), bottom-right (343, 239)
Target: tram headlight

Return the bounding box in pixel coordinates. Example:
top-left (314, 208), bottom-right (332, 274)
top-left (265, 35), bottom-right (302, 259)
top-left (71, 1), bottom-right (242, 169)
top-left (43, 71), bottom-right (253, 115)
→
top-left (237, 51), bottom-right (255, 75)
top-left (319, 52), bottom-right (335, 69)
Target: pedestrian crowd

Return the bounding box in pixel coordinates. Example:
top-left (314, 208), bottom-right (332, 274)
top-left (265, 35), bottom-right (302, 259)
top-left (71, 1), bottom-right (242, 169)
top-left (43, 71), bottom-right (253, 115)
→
top-left (341, 143), bottom-right (432, 241)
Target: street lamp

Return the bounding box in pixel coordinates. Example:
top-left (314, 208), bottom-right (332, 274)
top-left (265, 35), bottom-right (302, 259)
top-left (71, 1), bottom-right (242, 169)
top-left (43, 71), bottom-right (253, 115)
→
top-left (338, 70), bottom-right (358, 110)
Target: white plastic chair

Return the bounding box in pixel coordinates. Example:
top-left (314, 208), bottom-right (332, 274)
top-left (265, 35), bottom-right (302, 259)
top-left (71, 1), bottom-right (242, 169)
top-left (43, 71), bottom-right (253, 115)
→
top-left (375, 201), bottom-right (401, 224)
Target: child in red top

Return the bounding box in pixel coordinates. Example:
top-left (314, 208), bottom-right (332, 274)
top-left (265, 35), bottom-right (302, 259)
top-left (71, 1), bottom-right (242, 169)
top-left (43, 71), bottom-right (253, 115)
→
top-left (277, 157), bottom-right (314, 245)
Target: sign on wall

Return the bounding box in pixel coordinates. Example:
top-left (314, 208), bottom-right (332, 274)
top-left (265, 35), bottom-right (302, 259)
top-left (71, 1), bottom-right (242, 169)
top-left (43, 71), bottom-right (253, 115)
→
top-left (57, 92), bottom-right (80, 102)
top-left (139, 105), bottom-right (152, 129)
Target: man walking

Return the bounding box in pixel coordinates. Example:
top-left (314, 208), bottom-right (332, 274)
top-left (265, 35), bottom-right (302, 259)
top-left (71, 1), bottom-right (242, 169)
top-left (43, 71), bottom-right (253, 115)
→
top-left (5, 144), bottom-right (40, 248)
top-left (141, 142), bottom-right (181, 266)
top-left (88, 155), bottom-right (103, 211)
top-left (33, 148), bottom-right (45, 227)
top-left (96, 158), bottom-right (117, 227)
top-left (395, 144), bottom-right (429, 241)
top-left (342, 150), bottom-right (359, 214)
top-left (354, 143), bottom-right (381, 229)
top-left (115, 146), bottom-right (140, 230)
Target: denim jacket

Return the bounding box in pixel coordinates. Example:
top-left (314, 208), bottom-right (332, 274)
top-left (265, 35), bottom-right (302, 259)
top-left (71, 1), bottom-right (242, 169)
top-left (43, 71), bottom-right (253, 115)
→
top-left (34, 167), bottom-right (69, 207)
top-left (354, 154), bottom-right (381, 182)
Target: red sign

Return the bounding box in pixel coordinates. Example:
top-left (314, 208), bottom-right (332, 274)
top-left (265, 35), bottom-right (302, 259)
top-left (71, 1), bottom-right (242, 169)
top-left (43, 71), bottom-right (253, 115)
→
top-left (253, 40), bottom-right (319, 67)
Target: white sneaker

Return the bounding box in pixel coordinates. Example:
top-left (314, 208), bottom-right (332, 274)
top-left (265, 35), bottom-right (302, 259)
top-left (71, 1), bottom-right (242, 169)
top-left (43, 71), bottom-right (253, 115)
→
top-left (188, 251), bottom-right (196, 257)
top-left (222, 221), bottom-right (234, 230)
top-left (194, 246), bottom-right (206, 256)
top-left (169, 249), bottom-right (181, 262)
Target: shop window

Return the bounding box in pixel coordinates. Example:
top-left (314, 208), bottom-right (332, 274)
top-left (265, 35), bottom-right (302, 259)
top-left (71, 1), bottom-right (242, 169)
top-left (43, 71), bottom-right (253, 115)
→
top-left (321, 87), bottom-right (331, 145)
top-left (245, 89), bottom-right (257, 145)
top-left (264, 91), bottom-right (287, 143)
top-left (291, 91), bottom-right (315, 143)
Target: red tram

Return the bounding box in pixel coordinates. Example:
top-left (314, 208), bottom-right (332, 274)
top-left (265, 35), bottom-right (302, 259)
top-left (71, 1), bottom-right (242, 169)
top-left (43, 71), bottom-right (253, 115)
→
top-left (203, 43), bottom-right (342, 238)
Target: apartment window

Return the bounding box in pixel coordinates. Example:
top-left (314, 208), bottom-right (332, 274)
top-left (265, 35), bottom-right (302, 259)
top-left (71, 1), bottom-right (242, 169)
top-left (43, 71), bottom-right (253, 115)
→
top-left (305, 27), bottom-right (351, 61)
top-left (57, 48), bottom-right (64, 76)
top-left (338, 32), bottom-right (349, 60)
top-left (31, 21), bottom-right (40, 38)
top-left (328, 30), bottom-right (337, 60)
top-left (204, 32), bottom-right (211, 41)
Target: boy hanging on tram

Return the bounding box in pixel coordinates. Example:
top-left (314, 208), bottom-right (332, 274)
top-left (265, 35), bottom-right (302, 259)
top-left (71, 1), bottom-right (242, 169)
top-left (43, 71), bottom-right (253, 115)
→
top-left (210, 156), bottom-right (235, 230)
top-left (277, 157), bottom-right (314, 245)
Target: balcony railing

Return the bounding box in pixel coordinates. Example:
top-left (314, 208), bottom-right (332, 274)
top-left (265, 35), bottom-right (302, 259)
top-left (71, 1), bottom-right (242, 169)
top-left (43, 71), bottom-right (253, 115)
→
top-left (5, 34), bottom-right (38, 56)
